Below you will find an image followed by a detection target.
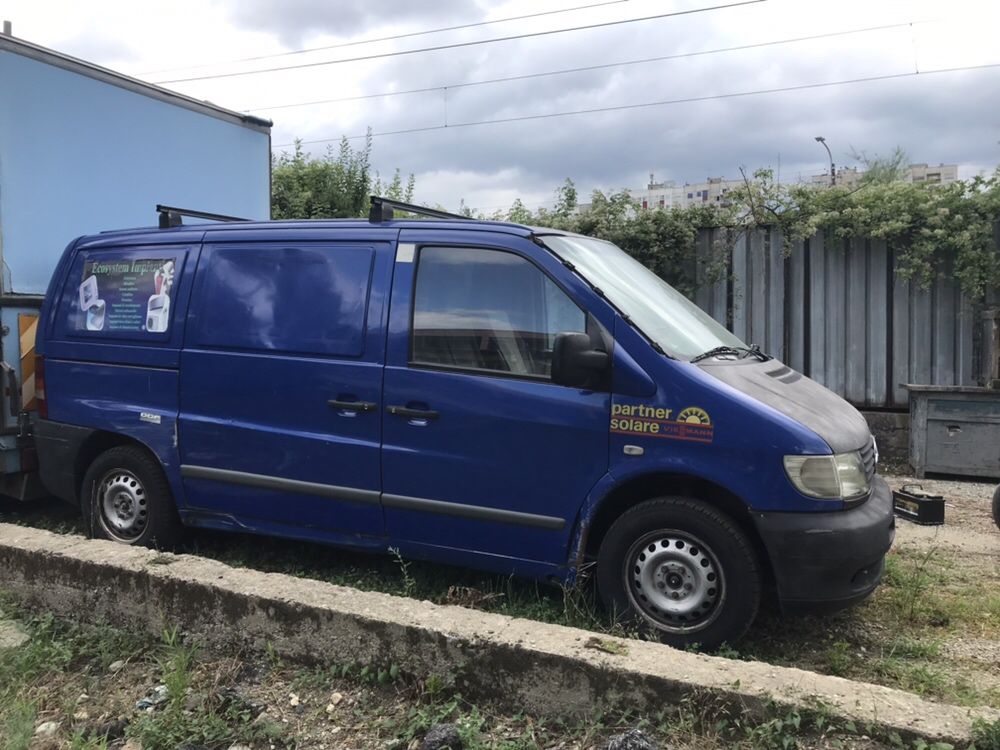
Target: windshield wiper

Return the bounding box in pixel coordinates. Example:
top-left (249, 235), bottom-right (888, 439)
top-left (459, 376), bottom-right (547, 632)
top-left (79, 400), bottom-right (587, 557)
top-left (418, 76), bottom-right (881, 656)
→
top-left (690, 344), bottom-right (770, 363)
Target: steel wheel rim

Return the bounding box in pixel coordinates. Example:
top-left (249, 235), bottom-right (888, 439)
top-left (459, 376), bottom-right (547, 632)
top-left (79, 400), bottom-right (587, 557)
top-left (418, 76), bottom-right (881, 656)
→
top-left (97, 469), bottom-right (148, 543)
top-left (624, 529), bottom-right (725, 634)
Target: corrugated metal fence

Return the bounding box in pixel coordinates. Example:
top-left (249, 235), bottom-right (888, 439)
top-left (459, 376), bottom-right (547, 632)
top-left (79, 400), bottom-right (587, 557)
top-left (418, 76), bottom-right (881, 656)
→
top-left (691, 228), bottom-right (984, 409)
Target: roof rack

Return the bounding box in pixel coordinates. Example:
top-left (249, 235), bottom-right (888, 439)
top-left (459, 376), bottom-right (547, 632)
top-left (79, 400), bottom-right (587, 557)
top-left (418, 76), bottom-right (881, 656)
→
top-left (157, 204), bottom-right (249, 229)
top-left (368, 196), bottom-right (470, 224)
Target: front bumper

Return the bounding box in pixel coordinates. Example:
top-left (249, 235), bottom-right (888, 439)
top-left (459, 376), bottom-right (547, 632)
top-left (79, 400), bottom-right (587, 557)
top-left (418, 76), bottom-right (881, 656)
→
top-left (752, 475), bottom-right (895, 613)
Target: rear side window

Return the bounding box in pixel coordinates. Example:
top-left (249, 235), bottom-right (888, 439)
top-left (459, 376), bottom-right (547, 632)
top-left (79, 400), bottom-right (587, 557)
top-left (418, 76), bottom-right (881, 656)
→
top-left (411, 246), bottom-right (585, 378)
top-left (188, 244), bottom-right (374, 357)
top-left (58, 247), bottom-right (187, 340)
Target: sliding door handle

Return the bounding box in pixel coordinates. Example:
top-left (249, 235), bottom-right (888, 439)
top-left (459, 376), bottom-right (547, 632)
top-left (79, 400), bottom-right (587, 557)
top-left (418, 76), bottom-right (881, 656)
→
top-left (328, 399), bottom-right (377, 412)
top-left (387, 405), bottom-right (440, 420)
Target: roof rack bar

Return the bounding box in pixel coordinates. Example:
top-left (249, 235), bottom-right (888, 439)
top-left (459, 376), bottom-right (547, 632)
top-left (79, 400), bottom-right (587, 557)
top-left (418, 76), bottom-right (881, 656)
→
top-left (368, 195), bottom-right (470, 224)
top-left (156, 204), bottom-right (249, 229)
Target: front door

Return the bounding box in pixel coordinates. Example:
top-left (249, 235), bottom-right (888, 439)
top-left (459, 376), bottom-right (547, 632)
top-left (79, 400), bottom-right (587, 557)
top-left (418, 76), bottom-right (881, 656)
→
top-left (381, 234), bottom-right (610, 573)
top-left (178, 239), bottom-right (392, 539)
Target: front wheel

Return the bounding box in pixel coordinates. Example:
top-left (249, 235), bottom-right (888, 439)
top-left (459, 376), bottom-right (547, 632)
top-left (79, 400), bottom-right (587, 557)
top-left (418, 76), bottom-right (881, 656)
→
top-left (81, 445), bottom-right (183, 549)
top-left (596, 497), bottom-right (761, 651)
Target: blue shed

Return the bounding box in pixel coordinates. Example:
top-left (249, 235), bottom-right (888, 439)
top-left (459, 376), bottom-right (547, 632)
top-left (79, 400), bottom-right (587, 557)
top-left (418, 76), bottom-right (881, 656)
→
top-left (0, 29), bottom-right (272, 498)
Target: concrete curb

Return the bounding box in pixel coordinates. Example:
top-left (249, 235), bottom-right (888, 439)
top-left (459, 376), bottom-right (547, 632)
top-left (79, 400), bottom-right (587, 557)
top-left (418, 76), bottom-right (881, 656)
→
top-left (0, 524), bottom-right (995, 745)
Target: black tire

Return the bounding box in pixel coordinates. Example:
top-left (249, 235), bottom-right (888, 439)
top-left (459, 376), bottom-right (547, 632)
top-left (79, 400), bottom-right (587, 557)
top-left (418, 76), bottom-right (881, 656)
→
top-left (596, 497), bottom-right (761, 651)
top-left (992, 485), bottom-right (1000, 531)
top-left (81, 445), bottom-right (183, 549)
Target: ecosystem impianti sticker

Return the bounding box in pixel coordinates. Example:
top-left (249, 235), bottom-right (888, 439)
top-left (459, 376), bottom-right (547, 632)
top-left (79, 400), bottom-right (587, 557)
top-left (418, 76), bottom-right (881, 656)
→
top-left (77, 258), bottom-right (175, 333)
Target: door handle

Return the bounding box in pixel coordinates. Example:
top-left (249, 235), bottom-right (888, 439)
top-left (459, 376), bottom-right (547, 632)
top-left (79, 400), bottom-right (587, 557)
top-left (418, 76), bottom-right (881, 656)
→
top-left (328, 399), bottom-right (377, 412)
top-left (387, 405), bottom-right (439, 420)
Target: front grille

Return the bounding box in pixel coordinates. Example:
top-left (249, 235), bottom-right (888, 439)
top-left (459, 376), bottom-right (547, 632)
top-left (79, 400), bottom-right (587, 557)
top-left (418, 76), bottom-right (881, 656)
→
top-left (859, 437), bottom-right (877, 481)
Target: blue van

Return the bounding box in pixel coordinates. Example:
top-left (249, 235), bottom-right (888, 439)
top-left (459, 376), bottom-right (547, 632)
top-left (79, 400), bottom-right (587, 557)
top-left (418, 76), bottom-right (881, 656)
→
top-left (34, 199), bottom-right (894, 648)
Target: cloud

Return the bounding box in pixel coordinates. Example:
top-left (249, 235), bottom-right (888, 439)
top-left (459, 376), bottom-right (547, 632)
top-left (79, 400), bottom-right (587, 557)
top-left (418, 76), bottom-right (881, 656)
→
top-left (225, 0), bottom-right (482, 47)
top-left (15, 0), bottom-right (996, 212)
top-left (52, 31), bottom-right (140, 65)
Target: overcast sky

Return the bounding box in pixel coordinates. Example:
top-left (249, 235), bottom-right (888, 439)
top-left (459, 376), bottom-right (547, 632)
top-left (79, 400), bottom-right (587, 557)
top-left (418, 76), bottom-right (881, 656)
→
top-left (6, 0), bottom-right (1000, 212)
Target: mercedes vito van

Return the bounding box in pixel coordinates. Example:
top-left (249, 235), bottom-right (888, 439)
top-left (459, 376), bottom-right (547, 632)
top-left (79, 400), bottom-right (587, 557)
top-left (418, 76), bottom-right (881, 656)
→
top-left (34, 199), bottom-right (895, 649)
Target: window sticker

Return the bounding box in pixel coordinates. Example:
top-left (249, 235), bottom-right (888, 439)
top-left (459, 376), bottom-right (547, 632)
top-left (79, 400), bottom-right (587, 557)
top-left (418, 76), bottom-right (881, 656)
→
top-left (76, 258), bottom-right (176, 333)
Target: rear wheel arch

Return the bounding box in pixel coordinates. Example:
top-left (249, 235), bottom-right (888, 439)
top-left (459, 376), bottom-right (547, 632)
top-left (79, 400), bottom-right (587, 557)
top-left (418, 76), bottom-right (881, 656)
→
top-left (578, 472), bottom-right (772, 582)
top-left (73, 431), bottom-right (159, 502)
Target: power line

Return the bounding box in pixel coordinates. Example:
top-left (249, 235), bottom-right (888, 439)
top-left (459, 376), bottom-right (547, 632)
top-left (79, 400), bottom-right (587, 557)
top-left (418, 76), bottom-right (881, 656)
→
top-left (272, 61), bottom-right (1000, 149)
top-left (141, 0), bottom-right (631, 75)
top-left (244, 21), bottom-right (919, 113)
top-left (153, 0), bottom-right (765, 84)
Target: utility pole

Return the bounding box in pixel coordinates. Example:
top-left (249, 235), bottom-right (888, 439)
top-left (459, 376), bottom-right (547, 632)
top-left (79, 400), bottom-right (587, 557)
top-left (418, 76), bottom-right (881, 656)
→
top-left (815, 136), bottom-right (835, 186)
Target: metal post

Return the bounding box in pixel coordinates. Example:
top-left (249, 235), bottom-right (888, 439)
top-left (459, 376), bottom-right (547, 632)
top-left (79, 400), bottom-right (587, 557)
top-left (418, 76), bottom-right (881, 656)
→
top-left (815, 136), bottom-right (835, 186)
top-left (2, 21), bottom-right (12, 36)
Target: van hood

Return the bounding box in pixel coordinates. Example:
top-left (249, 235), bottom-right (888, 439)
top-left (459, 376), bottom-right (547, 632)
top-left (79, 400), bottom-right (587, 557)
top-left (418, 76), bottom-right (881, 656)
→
top-left (698, 358), bottom-right (871, 454)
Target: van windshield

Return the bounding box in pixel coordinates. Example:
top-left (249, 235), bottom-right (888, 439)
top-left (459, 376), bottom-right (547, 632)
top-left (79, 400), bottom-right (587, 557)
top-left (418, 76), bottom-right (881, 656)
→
top-left (542, 234), bottom-right (746, 360)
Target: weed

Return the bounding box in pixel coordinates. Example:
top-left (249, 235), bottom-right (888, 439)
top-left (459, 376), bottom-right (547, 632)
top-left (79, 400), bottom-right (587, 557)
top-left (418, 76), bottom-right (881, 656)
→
top-left (390, 546), bottom-right (417, 598)
top-left (128, 627), bottom-right (290, 750)
top-left (972, 718), bottom-right (1000, 750)
top-left (265, 639), bottom-right (283, 669)
top-left (387, 693), bottom-right (463, 747)
top-left (422, 673), bottom-right (451, 699)
top-left (883, 547), bottom-right (950, 627)
top-left (743, 708), bottom-right (803, 750)
top-left (583, 636), bottom-right (629, 656)
top-left (714, 642), bottom-right (742, 660)
top-left (0, 700), bottom-right (35, 750)
top-left (157, 626), bottom-right (199, 704)
top-left (887, 636), bottom-right (940, 660)
top-left (822, 640), bottom-right (853, 677)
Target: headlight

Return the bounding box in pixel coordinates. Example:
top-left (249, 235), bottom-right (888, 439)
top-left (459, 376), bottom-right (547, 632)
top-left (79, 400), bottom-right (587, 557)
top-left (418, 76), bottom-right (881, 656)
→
top-left (783, 451), bottom-right (870, 501)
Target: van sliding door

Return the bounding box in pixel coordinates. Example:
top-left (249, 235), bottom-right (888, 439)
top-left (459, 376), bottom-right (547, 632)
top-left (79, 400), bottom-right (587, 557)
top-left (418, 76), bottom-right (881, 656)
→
top-left (176, 239), bottom-right (392, 540)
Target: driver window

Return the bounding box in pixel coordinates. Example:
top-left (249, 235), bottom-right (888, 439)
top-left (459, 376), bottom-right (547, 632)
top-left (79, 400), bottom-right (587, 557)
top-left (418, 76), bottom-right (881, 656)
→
top-left (411, 246), bottom-right (586, 378)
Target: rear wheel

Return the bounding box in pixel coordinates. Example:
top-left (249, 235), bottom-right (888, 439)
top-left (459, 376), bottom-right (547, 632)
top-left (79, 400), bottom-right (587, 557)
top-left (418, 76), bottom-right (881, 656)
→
top-left (81, 446), bottom-right (183, 548)
top-left (596, 497), bottom-right (761, 651)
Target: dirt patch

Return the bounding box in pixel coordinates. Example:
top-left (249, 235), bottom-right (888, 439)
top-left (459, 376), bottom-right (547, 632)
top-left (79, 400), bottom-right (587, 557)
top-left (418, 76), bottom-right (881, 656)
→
top-left (0, 605), bottom-right (910, 750)
top-left (884, 474), bottom-right (1000, 560)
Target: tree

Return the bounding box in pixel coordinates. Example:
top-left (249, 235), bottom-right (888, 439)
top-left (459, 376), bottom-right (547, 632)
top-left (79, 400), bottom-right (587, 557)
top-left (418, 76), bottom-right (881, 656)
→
top-left (850, 146), bottom-right (909, 185)
top-left (553, 178), bottom-right (578, 218)
top-left (271, 131), bottom-right (415, 219)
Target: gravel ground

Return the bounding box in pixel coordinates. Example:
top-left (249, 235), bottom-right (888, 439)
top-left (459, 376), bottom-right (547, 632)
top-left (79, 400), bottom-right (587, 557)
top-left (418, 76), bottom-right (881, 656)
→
top-left (882, 473), bottom-right (1000, 559)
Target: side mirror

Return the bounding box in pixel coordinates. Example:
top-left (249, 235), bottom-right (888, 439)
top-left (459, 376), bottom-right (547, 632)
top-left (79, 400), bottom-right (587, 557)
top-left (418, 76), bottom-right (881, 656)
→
top-left (552, 332), bottom-right (609, 388)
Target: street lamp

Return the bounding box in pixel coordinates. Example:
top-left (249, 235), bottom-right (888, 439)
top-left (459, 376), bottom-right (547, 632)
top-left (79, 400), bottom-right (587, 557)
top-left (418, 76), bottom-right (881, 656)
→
top-left (815, 136), bottom-right (835, 186)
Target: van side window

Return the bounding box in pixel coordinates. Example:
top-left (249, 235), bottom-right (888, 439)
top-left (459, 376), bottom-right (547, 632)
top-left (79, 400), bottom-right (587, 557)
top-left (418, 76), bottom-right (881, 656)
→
top-left (189, 244), bottom-right (374, 357)
top-left (58, 248), bottom-right (186, 340)
top-left (411, 246), bottom-right (585, 378)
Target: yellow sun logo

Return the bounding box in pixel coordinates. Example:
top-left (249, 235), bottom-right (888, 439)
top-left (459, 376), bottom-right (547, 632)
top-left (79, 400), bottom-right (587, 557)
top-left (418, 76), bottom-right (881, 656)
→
top-left (677, 407), bottom-right (711, 426)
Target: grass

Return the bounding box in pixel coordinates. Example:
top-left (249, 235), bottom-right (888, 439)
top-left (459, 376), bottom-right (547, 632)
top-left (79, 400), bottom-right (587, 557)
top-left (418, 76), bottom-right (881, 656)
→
top-left (3, 498), bottom-right (999, 710)
top-left (0, 599), bottom-right (149, 749)
top-left (0, 598), bottom-right (922, 750)
top-left (972, 717), bottom-right (1000, 750)
top-left (736, 545), bottom-right (1000, 708)
top-left (125, 628), bottom-right (288, 750)
top-left (0, 601), bottom-right (291, 750)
